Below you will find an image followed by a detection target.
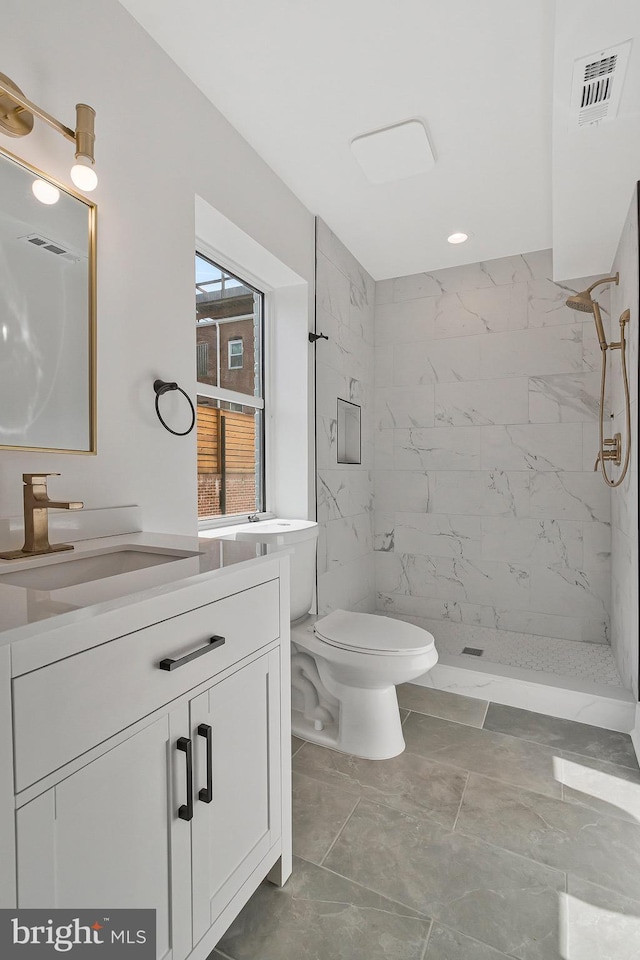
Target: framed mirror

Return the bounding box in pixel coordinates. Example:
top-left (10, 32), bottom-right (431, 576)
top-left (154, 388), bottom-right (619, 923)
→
top-left (0, 147), bottom-right (96, 453)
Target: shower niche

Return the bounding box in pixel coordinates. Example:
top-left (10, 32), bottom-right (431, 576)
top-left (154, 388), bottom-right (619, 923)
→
top-left (337, 398), bottom-right (361, 464)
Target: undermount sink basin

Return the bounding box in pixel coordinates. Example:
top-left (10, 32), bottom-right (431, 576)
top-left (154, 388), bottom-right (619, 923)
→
top-left (0, 548), bottom-right (198, 592)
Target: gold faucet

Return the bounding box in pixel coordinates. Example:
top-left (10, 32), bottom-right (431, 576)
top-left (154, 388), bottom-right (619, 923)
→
top-left (0, 474), bottom-right (83, 561)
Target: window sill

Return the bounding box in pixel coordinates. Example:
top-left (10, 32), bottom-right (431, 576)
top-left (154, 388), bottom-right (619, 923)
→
top-left (198, 513), bottom-right (274, 539)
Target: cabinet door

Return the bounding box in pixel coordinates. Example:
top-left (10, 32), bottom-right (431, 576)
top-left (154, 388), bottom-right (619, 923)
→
top-left (16, 711), bottom-right (192, 960)
top-left (191, 649), bottom-right (281, 945)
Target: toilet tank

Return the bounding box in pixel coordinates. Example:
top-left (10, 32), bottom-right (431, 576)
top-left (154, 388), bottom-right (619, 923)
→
top-left (234, 520), bottom-right (319, 622)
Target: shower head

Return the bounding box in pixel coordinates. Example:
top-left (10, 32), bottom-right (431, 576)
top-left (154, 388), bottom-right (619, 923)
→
top-left (566, 291), bottom-right (596, 313)
top-left (565, 273), bottom-right (619, 351)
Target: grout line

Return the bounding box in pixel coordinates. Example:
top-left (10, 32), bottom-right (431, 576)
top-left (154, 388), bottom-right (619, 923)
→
top-left (319, 797), bottom-right (361, 867)
top-left (401, 747), bottom-right (566, 807)
top-left (419, 919), bottom-right (434, 960)
top-left (562, 869), bottom-right (640, 905)
top-left (355, 794), bottom-right (452, 831)
top-left (292, 764), bottom-right (459, 832)
top-left (444, 764), bottom-right (640, 829)
top-left (291, 738), bottom-right (306, 759)
top-left (480, 700), bottom-right (490, 728)
top-left (410, 705), bottom-right (639, 772)
top-left (313, 795), bottom-right (566, 920)
top-left (451, 812), bottom-right (569, 879)
top-left (405, 707), bottom-right (489, 731)
top-left (480, 725), bottom-right (639, 771)
top-left (301, 855), bottom-right (432, 921)
top-left (434, 919), bottom-right (523, 959)
top-left (451, 771), bottom-right (470, 832)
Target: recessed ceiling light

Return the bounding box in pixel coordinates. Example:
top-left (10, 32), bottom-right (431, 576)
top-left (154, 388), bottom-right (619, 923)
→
top-left (447, 232), bottom-right (469, 244)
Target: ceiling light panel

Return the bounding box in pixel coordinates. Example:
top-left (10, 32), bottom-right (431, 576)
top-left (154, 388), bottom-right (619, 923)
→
top-left (350, 119), bottom-right (435, 185)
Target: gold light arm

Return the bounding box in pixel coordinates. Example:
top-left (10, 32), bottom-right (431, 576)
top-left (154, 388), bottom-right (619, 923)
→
top-left (0, 72), bottom-right (96, 167)
top-left (0, 77), bottom-right (75, 143)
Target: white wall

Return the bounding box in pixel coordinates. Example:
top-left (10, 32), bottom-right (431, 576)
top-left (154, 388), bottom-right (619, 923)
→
top-left (374, 252), bottom-right (613, 651)
top-left (0, 0), bottom-right (315, 531)
top-left (610, 184), bottom-right (639, 698)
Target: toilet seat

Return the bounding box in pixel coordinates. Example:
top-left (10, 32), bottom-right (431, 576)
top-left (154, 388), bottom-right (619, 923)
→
top-left (314, 609), bottom-right (434, 656)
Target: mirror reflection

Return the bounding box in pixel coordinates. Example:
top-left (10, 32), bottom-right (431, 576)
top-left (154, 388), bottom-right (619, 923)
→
top-left (0, 148), bottom-right (95, 453)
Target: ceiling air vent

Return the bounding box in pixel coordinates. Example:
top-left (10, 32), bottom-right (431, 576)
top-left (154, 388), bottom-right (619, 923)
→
top-left (569, 40), bottom-right (632, 130)
top-left (18, 233), bottom-right (84, 262)
top-left (350, 119), bottom-right (435, 184)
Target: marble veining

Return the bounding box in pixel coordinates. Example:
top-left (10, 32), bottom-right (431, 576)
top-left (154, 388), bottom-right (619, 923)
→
top-left (529, 373), bottom-right (600, 423)
top-left (608, 185), bottom-right (639, 698)
top-left (314, 236), bottom-right (624, 686)
top-left (316, 219), bottom-right (376, 613)
top-left (373, 249), bottom-right (614, 677)
top-left (219, 688), bottom-right (639, 960)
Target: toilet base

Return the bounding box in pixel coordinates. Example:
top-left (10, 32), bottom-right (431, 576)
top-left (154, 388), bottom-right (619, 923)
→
top-left (292, 682), bottom-right (406, 760)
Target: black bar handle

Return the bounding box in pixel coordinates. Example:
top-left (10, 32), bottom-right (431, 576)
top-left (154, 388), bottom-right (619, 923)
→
top-left (160, 635), bottom-right (225, 671)
top-left (198, 724), bottom-right (213, 803)
top-left (177, 737), bottom-right (193, 822)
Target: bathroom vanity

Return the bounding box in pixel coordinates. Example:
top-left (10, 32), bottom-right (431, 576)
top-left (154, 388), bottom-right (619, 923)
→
top-left (0, 532), bottom-right (291, 960)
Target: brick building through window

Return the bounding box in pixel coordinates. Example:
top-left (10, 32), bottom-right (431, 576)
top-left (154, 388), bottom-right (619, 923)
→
top-left (195, 253), bottom-right (264, 520)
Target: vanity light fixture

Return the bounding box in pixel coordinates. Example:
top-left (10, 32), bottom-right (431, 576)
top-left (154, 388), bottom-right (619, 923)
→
top-left (0, 72), bottom-right (97, 192)
top-left (447, 232), bottom-right (469, 244)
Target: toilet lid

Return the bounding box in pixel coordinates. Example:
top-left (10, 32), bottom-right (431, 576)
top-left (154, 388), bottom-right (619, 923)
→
top-left (313, 609), bottom-right (435, 654)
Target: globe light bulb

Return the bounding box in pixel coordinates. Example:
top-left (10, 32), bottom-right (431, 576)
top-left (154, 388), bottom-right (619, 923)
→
top-left (32, 179), bottom-right (60, 205)
top-left (70, 159), bottom-right (98, 192)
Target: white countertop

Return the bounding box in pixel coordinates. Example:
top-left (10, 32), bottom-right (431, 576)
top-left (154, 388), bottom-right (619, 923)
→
top-left (0, 531), bottom-right (284, 650)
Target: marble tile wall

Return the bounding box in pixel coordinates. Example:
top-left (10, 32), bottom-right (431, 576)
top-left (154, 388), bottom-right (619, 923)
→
top-left (374, 250), bottom-right (614, 653)
top-left (609, 185), bottom-right (639, 698)
top-left (315, 219), bottom-right (376, 614)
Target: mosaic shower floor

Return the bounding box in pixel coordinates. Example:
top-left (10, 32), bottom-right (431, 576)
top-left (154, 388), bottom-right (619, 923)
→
top-left (432, 625), bottom-right (624, 687)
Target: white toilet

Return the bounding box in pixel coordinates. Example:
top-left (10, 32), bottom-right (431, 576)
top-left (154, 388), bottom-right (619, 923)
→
top-left (234, 519), bottom-right (437, 759)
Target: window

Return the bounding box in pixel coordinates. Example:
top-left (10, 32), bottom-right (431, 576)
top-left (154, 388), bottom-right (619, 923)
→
top-left (228, 338), bottom-right (243, 369)
top-left (196, 342), bottom-right (209, 378)
top-left (195, 252), bottom-right (265, 522)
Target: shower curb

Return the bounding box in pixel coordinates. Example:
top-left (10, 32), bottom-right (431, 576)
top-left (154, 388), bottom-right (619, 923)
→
top-left (415, 655), bottom-right (636, 734)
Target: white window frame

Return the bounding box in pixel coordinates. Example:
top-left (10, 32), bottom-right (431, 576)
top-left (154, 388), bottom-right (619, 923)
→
top-left (227, 338), bottom-right (243, 369)
top-left (195, 241), bottom-right (273, 531)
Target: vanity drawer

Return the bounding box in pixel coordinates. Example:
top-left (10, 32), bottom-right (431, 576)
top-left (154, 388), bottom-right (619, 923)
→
top-left (12, 578), bottom-right (280, 791)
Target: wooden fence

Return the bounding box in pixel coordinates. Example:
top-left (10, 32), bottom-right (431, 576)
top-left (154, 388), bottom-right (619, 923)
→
top-left (197, 406), bottom-right (256, 476)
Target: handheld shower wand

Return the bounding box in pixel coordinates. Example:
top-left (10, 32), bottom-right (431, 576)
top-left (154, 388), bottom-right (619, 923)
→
top-left (565, 273), bottom-right (618, 351)
top-left (566, 273), bottom-right (631, 487)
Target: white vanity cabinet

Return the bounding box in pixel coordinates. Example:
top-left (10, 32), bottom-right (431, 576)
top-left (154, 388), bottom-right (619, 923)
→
top-left (5, 555), bottom-right (291, 960)
top-left (17, 714), bottom-right (182, 958)
top-left (190, 650), bottom-right (281, 946)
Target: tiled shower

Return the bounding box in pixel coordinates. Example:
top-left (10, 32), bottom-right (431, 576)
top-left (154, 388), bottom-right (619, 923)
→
top-left (314, 184), bottom-right (639, 697)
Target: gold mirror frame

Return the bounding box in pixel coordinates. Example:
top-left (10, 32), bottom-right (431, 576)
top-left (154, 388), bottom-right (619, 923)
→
top-left (0, 145), bottom-right (96, 455)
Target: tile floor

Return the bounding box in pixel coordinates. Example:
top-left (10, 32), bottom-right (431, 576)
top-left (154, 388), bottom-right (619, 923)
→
top-left (214, 684), bottom-right (640, 960)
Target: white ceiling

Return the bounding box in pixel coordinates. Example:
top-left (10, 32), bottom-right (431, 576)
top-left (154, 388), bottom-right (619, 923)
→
top-left (119, 0), bottom-right (640, 281)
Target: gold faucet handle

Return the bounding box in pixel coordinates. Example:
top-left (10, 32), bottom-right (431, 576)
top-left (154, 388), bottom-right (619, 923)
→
top-left (22, 473), bottom-right (61, 485)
